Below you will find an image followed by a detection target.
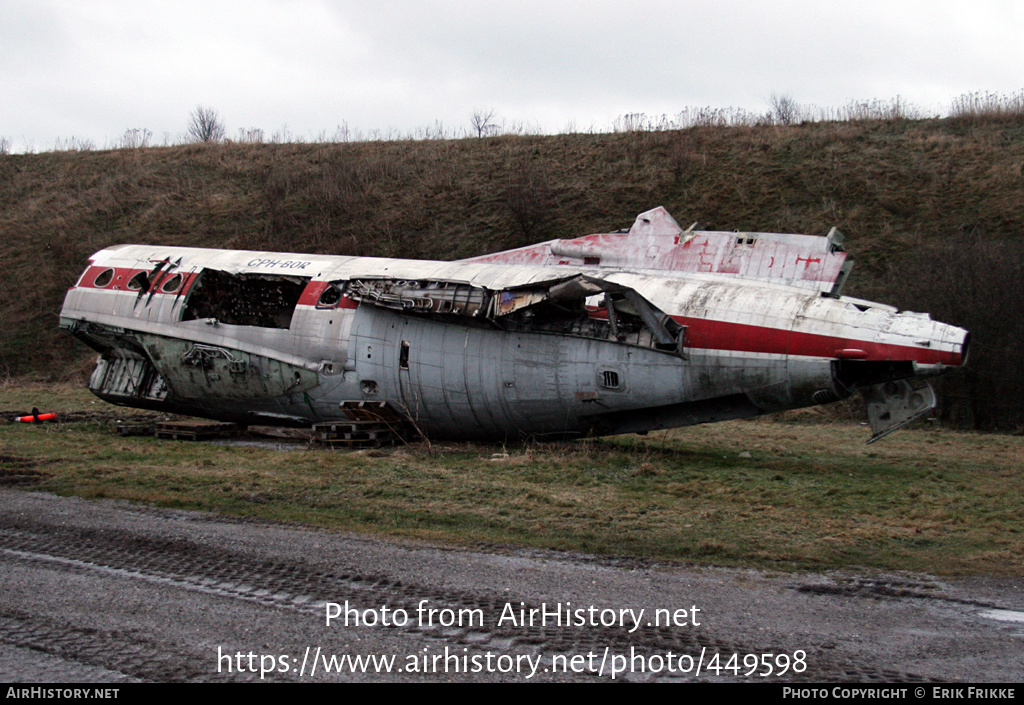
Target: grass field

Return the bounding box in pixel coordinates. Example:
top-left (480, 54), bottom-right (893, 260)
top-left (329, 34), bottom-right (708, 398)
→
top-left (2, 383), bottom-right (1021, 576)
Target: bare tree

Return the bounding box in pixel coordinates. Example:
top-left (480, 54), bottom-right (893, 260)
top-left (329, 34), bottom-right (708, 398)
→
top-left (769, 92), bottom-right (801, 125)
top-left (187, 105), bottom-right (226, 143)
top-left (470, 108), bottom-right (498, 138)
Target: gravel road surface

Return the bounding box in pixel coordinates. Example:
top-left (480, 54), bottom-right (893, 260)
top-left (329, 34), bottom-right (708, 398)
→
top-left (1, 490), bottom-right (1021, 683)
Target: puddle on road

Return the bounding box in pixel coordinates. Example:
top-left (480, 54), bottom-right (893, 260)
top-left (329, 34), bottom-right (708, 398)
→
top-left (979, 609), bottom-right (1024, 624)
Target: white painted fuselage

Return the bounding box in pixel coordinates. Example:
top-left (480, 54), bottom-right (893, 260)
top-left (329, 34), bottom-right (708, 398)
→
top-left (60, 208), bottom-right (968, 441)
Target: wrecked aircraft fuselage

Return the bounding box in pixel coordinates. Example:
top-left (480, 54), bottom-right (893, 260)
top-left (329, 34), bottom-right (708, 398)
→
top-left (60, 207), bottom-right (968, 442)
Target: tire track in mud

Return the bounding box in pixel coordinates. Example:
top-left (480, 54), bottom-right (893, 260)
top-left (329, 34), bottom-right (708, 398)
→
top-left (0, 515), bottom-right (944, 682)
top-left (795, 578), bottom-right (999, 608)
top-left (0, 608), bottom-right (275, 683)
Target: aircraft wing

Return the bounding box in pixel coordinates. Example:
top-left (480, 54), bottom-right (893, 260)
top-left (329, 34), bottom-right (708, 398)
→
top-left (460, 206), bottom-right (852, 296)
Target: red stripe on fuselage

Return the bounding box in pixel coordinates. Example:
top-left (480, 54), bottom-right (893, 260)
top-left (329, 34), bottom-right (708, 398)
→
top-left (74, 265), bottom-right (196, 296)
top-left (297, 281), bottom-right (331, 306)
top-left (672, 316), bottom-right (961, 365)
top-left (296, 281), bottom-right (358, 309)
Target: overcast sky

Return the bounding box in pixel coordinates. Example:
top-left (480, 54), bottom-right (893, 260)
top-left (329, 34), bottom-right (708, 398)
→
top-left (3, 0), bottom-right (1023, 151)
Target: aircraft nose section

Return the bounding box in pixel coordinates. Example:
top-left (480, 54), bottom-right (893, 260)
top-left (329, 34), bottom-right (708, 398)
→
top-left (832, 311), bottom-right (968, 443)
top-left (912, 319), bottom-right (969, 374)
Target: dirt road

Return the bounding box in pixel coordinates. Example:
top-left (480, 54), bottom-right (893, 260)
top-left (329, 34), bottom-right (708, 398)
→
top-left (1, 490), bottom-right (1021, 683)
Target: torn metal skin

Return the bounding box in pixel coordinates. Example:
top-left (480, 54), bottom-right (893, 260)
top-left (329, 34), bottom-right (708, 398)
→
top-left (60, 207), bottom-right (968, 442)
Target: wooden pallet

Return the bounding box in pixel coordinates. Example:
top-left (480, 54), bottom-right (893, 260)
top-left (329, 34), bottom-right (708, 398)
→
top-left (154, 420), bottom-right (240, 441)
top-left (117, 423), bottom-right (156, 437)
top-left (313, 419), bottom-right (399, 448)
top-left (313, 402), bottom-right (410, 448)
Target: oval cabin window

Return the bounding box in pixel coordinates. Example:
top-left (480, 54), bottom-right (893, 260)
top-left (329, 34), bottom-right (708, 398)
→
top-left (317, 285), bottom-right (342, 307)
top-left (161, 274), bottom-right (183, 293)
top-left (93, 269), bottom-right (115, 287)
top-left (127, 272), bottom-right (149, 291)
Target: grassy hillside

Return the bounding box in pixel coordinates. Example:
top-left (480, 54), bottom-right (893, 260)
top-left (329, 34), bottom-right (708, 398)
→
top-left (2, 115), bottom-right (1022, 426)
